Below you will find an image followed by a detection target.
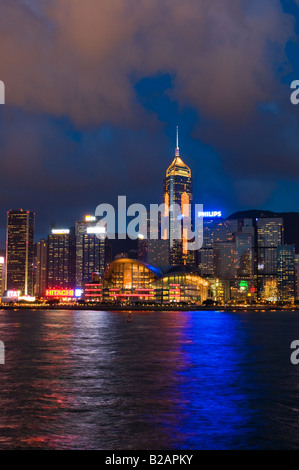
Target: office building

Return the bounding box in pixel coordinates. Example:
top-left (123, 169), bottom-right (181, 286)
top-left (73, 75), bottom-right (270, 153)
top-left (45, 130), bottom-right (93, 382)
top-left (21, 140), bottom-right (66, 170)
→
top-left (295, 254), bottom-right (299, 301)
top-left (277, 245), bottom-right (295, 302)
top-left (257, 218), bottom-right (284, 300)
top-left (197, 218), bottom-right (217, 277)
top-left (6, 209), bottom-right (35, 295)
top-left (76, 215), bottom-right (111, 286)
top-left (137, 211), bottom-right (169, 268)
top-left (47, 228), bottom-right (76, 289)
top-left (213, 242), bottom-right (237, 280)
top-left (35, 239), bottom-right (48, 296)
top-left (163, 127), bottom-right (194, 266)
top-left (0, 257), bottom-right (5, 296)
top-left (82, 228), bottom-right (111, 282)
top-left (75, 216), bottom-right (97, 287)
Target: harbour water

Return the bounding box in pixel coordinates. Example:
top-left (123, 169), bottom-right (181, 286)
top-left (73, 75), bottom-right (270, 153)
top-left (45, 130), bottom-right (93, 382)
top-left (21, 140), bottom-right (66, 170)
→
top-left (0, 309), bottom-right (299, 450)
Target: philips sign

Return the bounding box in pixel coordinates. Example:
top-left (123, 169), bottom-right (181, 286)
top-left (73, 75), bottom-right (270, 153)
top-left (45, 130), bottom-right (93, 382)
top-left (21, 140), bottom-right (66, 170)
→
top-left (198, 211), bottom-right (222, 218)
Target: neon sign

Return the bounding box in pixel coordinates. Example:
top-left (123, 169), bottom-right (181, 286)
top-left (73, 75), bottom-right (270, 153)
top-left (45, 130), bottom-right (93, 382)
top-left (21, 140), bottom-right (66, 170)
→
top-left (86, 226), bottom-right (105, 234)
top-left (7, 290), bottom-right (21, 299)
top-left (198, 211), bottom-right (222, 218)
top-left (75, 289), bottom-right (83, 298)
top-left (239, 280), bottom-right (248, 292)
top-left (45, 289), bottom-right (74, 297)
top-left (51, 229), bottom-right (70, 235)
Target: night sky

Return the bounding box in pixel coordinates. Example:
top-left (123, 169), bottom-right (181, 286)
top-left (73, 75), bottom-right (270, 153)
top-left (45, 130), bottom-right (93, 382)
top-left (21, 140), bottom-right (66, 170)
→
top-left (0, 0), bottom-right (299, 245)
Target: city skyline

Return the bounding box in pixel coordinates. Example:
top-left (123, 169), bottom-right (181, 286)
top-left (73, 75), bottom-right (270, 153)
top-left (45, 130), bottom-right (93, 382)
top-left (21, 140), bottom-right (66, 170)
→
top-left (0, 140), bottom-right (299, 248)
top-left (1, 2), bottom-right (299, 452)
top-left (0, 1), bottom-right (299, 246)
top-left (1, 142), bottom-right (297, 304)
top-left (0, 144), bottom-right (298, 249)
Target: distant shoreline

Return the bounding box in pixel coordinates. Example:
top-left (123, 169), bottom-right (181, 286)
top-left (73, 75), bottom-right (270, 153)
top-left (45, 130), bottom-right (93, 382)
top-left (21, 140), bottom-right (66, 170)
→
top-left (0, 304), bottom-right (298, 312)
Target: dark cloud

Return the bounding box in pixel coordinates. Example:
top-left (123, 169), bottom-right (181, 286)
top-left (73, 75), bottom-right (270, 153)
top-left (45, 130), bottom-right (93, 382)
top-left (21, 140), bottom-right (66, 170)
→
top-left (0, 0), bottom-right (294, 124)
top-left (0, 0), bottom-right (298, 242)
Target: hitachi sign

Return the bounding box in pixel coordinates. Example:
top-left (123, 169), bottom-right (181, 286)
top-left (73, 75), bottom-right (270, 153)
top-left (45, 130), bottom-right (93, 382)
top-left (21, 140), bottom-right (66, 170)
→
top-left (45, 289), bottom-right (74, 297)
top-left (198, 211), bottom-right (222, 218)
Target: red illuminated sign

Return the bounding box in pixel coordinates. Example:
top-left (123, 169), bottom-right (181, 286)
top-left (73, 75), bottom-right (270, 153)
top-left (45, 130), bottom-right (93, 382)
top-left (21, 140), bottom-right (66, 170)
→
top-left (45, 289), bottom-right (74, 297)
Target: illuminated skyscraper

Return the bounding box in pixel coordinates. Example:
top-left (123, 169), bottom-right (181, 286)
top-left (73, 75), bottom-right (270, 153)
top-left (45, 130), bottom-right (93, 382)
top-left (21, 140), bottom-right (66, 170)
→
top-left (75, 216), bottom-right (97, 287)
top-left (235, 219), bottom-right (255, 280)
top-left (295, 254), bottom-right (299, 301)
top-left (35, 239), bottom-right (48, 296)
top-left (257, 217), bottom-right (284, 300)
top-left (277, 245), bottom-right (295, 302)
top-left (83, 227), bottom-right (111, 282)
top-left (198, 217), bottom-right (255, 301)
top-left (75, 216), bottom-right (111, 286)
top-left (0, 256), bottom-right (5, 296)
top-left (6, 209), bottom-right (35, 295)
top-left (47, 228), bottom-right (76, 289)
top-left (163, 127), bottom-right (194, 266)
top-left (197, 218), bottom-right (217, 277)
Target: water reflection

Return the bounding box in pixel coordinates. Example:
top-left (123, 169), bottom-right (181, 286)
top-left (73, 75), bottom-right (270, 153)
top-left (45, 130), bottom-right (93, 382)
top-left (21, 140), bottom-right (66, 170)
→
top-left (171, 311), bottom-right (258, 449)
top-left (0, 310), bottom-right (299, 449)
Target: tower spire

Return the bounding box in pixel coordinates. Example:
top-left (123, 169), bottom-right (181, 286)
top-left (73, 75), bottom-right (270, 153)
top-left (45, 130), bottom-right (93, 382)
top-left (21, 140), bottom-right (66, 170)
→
top-left (175, 126), bottom-right (179, 157)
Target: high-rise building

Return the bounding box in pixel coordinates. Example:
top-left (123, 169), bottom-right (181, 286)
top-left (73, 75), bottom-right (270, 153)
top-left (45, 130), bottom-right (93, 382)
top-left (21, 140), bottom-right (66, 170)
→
top-left (147, 239), bottom-right (169, 267)
top-left (6, 209), bottom-right (35, 295)
top-left (83, 228), bottom-right (111, 282)
top-left (235, 221), bottom-right (254, 279)
top-left (76, 216), bottom-right (96, 287)
top-left (35, 239), bottom-right (48, 296)
top-left (0, 256), bottom-right (5, 296)
top-left (198, 218), bottom-right (254, 278)
top-left (295, 254), bottom-right (299, 301)
top-left (137, 211), bottom-right (169, 268)
top-left (138, 237), bottom-right (169, 267)
top-left (257, 218), bottom-right (284, 300)
top-left (197, 218), bottom-right (217, 277)
top-left (47, 228), bottom-right (76, 289)
top-left (277, 245), bottom-right (295, 302)
top-left (213, 219), bottom-right (238, 244)
top-left (137, 235), bottom-right (148, 263)
top-left (198, 217), bottom-right (255, 301)
top-left (163, 127), bottom-right (194, 266)
top-left (76, 216), bottom-right (111, 286)
top-left (213, 242), bottom-right (237, 280)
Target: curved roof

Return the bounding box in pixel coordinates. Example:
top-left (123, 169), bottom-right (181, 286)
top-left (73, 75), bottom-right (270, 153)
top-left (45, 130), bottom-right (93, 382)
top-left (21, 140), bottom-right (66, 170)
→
top-left (163, 264), bottom-right (201, 274)
top-left (160, 267), bottom-right (210, 287)
top-left (104, 258), bottom-right (163, 281)
top-left (103, 258), bottom-right (209, 287)
top-left (166, 156), bottom-right (191, 178)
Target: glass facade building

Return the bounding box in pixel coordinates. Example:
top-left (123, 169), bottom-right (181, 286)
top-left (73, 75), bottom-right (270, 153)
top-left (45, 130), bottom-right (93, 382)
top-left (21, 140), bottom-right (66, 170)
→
top-left (163, 128), bottom-right (194, 266)
top-left (35, 238), bottom-right (48, 296)
top-left (6, 209), bottom-right (35, 296)
top-left (277, 245), bottom-right (295, 302)
top-left (47, 228), bottom-right (76, 290)
top-left (84, 258), bottom-right (209, 305)
top-left (0, 256), bottom-right (5, 296)
top-left (76, 216), bottom-right (111, 287)
top-left (257, 218), bottom-right (284, 300)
